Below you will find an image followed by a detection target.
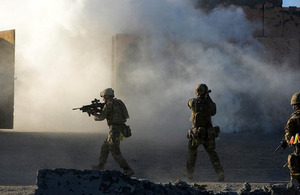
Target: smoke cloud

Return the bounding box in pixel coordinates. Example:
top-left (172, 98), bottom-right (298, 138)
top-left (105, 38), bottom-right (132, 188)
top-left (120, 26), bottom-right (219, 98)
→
top-left (0, 0), bottom-right (298, 135)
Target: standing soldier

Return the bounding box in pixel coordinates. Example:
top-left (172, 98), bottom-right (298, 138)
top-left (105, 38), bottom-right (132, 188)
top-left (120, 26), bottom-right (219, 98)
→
top-left (91, 88), bottom-right (134, 176)
top-left (285, 92), bottom-right (300, 186)
top-left (183, 84), bottom-right (224, 181)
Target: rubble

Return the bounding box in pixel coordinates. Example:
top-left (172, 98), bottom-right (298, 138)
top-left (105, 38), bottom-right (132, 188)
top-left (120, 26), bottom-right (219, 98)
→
top-left (35, 169), bottom-right (210, 195)
top-left (35, 169), bottom-right (300, 194)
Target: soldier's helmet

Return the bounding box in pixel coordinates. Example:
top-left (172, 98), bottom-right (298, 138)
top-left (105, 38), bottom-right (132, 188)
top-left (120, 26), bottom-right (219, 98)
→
top-left (291, 92), bottom-right (300, 105)
top-left (100, 88), bottom-right (114, 97)
top-left (195, 84), bottom-right (211, 94)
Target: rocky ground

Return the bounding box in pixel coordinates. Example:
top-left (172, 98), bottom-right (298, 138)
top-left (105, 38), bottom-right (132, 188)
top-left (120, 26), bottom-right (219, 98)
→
top-left (0, 130), bottom-right (294, 194)
top-left (34, 169), bottom-right (297, 194)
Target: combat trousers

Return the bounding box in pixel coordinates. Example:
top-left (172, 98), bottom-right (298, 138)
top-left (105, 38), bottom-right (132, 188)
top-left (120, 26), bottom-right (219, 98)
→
top-left (288, 146), bottom-right (300, 185)
top-left (186, 138), bottom-right (224, 176)
top-left (98, 125), bottom-right (131, 171)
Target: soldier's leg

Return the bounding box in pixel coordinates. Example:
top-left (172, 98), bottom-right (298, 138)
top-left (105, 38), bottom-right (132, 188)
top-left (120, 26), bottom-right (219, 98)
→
top-left (203, 139), bottom-right (224, 181)
top-left (185, 140), bottom-right (199, 179)
top-left (110, 139), bottom-right (133, 175)
top-left (108, 127), bottom-right (134, 175)
top-left (289, 176), bottom-right (300, 188)
top-left (288, 153), bottom-right (300, 187)
top-left (99, 141), bottom-right (110, 167)
top-left (93, 140), bottom-right (110, 170)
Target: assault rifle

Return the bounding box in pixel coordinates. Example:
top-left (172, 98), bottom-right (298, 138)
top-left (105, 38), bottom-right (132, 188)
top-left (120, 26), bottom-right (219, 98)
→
top-left (73, 98), bottom-right (105, 116)
top-left (274, 138), bottom-right (288, 154)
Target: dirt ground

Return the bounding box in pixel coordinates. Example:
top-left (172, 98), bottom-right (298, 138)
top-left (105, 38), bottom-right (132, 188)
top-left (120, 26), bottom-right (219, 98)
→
top-left (0, 130), bottom-right (291, 194)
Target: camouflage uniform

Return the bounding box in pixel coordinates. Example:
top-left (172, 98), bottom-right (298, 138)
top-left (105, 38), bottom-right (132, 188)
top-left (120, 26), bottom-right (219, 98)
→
top-left (93, 90), bottom-right (133, 175)
top-left (284, 92), bottom-right (300, 185)
top-left (184, 84), bottom-right (224, 181)
top-left (285, 110), bottom-right (300, 147)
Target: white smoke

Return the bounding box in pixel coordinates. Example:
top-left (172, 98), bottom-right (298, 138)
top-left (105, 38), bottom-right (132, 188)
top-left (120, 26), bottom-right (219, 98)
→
top-left (0, 0), bottom-right (113, 132)
top-left (102, 0), bottom-right (298, 136)
top-left (0, 0), bottom-right (298, 134)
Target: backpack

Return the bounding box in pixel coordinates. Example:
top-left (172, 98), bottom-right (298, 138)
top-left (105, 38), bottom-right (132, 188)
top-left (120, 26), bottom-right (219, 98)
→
top-left (114, 99), bottom-right (129, 120)
top-left (114, 99), bottom-right (131, 138)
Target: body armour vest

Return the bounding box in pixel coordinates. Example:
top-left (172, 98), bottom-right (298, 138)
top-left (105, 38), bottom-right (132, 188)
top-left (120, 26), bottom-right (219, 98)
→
top-left (190, 98), bottom-right (211, 128)
top-left (106, 98), bottom-right (129, 125)
top-left (289, 111), bottom-right (300, 136)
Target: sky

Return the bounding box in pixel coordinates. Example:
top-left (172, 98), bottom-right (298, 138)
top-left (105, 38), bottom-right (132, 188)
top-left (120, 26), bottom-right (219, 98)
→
top-left (283, 0), bottom-right (300, 7)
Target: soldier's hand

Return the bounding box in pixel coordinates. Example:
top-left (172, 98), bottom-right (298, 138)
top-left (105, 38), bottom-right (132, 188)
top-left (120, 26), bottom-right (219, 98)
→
top-left (206, 94), bottom-right (213, 101)
top-left (87, 109), bottom-right (96, 116)
top-left (187, 130), bottom-right (192, 139)
top-left (281, 140), bottom-right (288, 149)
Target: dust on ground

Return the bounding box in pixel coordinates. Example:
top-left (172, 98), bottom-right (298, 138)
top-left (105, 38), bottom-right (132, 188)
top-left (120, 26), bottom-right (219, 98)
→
top-left (0, 130), bottom-right (291, 193)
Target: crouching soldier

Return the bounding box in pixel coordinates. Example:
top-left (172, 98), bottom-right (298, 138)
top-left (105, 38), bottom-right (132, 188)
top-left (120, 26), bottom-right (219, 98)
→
top-left (91, 88), bottom-right (134, 176)
top-left (285, 92), bottom-right (300, 186)
top-left (183, 84), bottom-right (224, 181)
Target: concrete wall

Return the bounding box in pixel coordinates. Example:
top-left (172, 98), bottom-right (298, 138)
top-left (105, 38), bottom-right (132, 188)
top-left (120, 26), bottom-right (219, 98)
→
top-left (111, 2), bottom-right (300, 88)
top-left (282, 7), bottom-right (300, 38)
top-left (0, 29), bottom-right (15, 44)
top-left (195, 0), bottom-right (300, 67)
top-left (0, 29), bottom-right (15, 129)
top-left (112, 34), bottom-right (142, 91)
top-left (238, 2), bottom-right (300, 39)
top-left (257, 37), bottom-right (300, 67)
top-left (112, 34), bottom-right (152, 94)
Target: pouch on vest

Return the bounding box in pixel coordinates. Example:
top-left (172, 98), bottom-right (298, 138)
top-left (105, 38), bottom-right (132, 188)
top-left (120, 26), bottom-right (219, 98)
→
top-left (288, 153), bottom-right (300, 178)
top-left (187, 127), bottom-right (205, 145)
top-left (207, 126), bottom-right (220, 140)
top-left (198, 127), bottom-right (207, 143)
top-left (121, 125), bottom-right (132, 138)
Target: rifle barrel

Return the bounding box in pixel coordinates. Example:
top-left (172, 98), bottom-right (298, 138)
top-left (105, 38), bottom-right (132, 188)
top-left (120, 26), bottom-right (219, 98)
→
top-left (72, 108), bottom-right (81, 110)
top-left (274, 145), bottom-right (282, 154)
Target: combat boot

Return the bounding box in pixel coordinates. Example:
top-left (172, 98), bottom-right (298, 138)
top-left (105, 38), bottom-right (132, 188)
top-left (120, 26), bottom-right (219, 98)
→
top-left (289, 177), bottom-right (300, 188)
top-left (92, 164), bottom-right (104, 171)
top-left (181, 170), bottom-right (193, 180)
top-left (217, 172), bottom-right (225, 182)
top-left (124, 168), bottom-right (134, 176)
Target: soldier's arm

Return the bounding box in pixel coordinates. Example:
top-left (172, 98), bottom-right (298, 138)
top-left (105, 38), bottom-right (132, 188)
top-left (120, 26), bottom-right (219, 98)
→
top-left (212, 104), bottom-right (216, 116)
top-left (210, 103), bottom-right (216, 116)
top-left (285, 118), bottom-right (297, 144)
top-left (94, 103), bottom-right (111, 121)
top-left (94, 112), bottom-right (106, 121)
top-left (209, 96), bottom-right (216, 116)
top-left (188, 98), bottom-right (196, 109)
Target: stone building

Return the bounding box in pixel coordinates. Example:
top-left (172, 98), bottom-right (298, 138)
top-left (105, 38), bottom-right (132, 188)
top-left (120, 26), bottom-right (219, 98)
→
top-left (195, 0), bottom-right (300, 66)
top-left (112, 0), bottom-right (300, 92)
top-left (0, 29), bottom-right (15, 129)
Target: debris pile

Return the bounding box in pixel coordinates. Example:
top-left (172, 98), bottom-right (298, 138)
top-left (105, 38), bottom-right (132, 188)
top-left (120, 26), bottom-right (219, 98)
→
top-left (35, 169), bottom-right (210, 194)
top-left (35, 169), bottom-right (300, 194)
